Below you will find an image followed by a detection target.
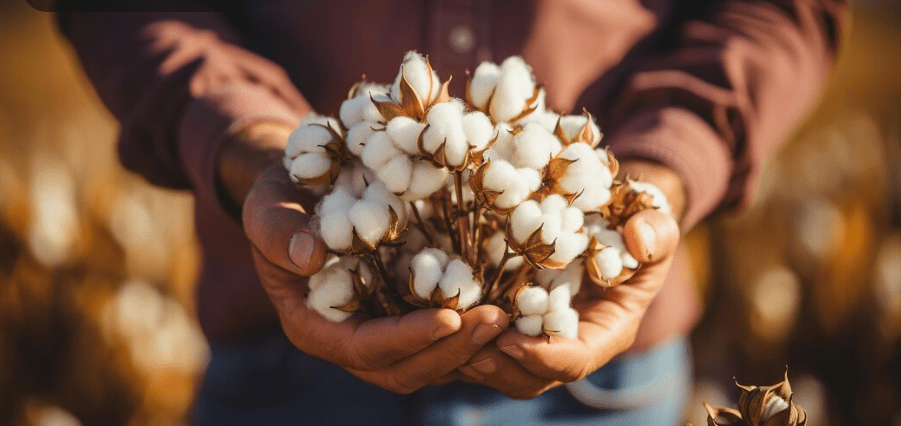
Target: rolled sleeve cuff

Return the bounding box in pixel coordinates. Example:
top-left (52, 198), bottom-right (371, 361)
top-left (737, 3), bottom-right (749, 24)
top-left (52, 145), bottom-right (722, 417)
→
top-left (177, 83), bottom-right (303, 222)
top-left (605, 107), bottom-right (733, 229)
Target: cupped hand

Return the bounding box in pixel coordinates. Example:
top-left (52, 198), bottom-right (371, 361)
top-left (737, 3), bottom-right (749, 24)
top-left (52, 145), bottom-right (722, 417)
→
top-left (456, 161), bottom-right (683, 399)
top-left (242, 162), bottom-right (509, 394)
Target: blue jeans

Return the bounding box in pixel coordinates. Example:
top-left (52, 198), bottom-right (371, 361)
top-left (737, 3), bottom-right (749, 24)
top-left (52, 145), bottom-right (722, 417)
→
top-left (195, 332), bottom-right (690, 425)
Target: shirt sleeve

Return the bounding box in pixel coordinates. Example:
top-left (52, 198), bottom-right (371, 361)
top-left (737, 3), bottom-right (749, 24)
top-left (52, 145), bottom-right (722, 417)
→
top-left (602, 0), bottom-right (847, 228)
top-left (59, 12), bottom-right (311, 219)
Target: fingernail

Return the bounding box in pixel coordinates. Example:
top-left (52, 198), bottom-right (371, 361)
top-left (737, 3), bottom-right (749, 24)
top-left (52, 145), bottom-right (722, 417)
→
top-left (288, 231), bottom-right (314, 271)
top-left (638, 221), bottom-right (656, 260)
top-left (471, 323), bottom-right (502, 345)
top-left (499, 344), bottom-right (525, 360)
top-left (465, 358), bottom-right (497, 375)
top-left (432, 323), bottom-right (458, 341)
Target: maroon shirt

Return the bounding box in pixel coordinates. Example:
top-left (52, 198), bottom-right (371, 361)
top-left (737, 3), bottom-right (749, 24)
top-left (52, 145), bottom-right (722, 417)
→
top-left (61, 0), bottom-right (845, 345)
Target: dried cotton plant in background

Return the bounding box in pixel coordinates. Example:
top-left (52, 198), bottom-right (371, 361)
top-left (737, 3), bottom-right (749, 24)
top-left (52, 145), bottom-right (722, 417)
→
top-left (284, 52), bottom-right (672, 339)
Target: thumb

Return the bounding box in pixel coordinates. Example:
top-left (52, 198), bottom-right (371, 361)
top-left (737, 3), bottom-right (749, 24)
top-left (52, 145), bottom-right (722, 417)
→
top-left (621, 209), bottom-right (680, 264)
top-left (243, 165), bottom-right (328, 276)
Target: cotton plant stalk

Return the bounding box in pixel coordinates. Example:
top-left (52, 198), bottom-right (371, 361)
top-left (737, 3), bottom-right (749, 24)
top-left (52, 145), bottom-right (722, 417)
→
top-left (283, 51), bottom-right (672, 340)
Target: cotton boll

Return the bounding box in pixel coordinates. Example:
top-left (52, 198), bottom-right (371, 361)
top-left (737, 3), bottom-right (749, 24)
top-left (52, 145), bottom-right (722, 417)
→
top-left (462, 112), bottom-right (495, 151)
top-left (423, 99), bottom-right (467, 159)
top-left (548, 232), bottom-right (588, 264)
top-left (339, 96), bottom-right (368, 127)
top-left (319, 211), bottom-right (354, 251)
top-left (362, 132), bottom-right (402, 171)
top-left (536, 262), bottom-right (584, 295)
top-left (628, 181), bottom-right (672, 214)
top-left (308, 255), bottom-right (343, 292)
top-left (348, 200), bottom-right (390, 245)
top-left (386, 116), bottom-right (426, 155)
top-left (489, 56), bottom-right (535, 122)
top-left (410, 248), bottom-right (449, 299)
top-left (482, 161), bottom-right (540, 210)
top-left (593, 247), bottom-right (623, 279)
top-left (483, 124), bottom-right (515, 162)
top-left (539, 213), bottom-right (562, 243)
top-left (289, 116), bottom-right (342, 154)
top-left (485, 231), bottom-right (509, 266)
top-left (572, 184), bottom-right (612, 212)
top-left (540, 194), bottom-right (569, 216)
top-left (345, 122), bottom-right (375, 157)
top-left (621, 252), bottom-right (639, 270)
top-left (468, 61), bottom-right (500, 110)
top-left (307, 260), bottom-right (356, 322)
top-left (517, 286), bottom-right (549, 316)
top-left (511, 123), bottom-right (561, 169)
top-left (522, 110), bottom-right (561, 133)
top-left (516, 315), bottom-right (544, 336)
top-left (438, 259), bottom-right (481, 308)
top-left (391, 51), bottom-right (440, 104)
top-left (561, 206), bottom-right (584, 232)
top-left (557, 114), bottom-right (601, 146)
top-left (362, 180), bottom-right (407, 225)
top-left (376, 155), bottom-right (413, 194)
top-left (543, 308), bottom-right (579, 339)
top-left (546, 284), bottom-right (572, 312)
top-left (404, 161), bottom-right (449, 201)
top-left (333, 162), bottom-right (375, 197)
top-left (509, 200), bottom-right (543, 243)
top-left (289, 152), bottom-right (332, 180)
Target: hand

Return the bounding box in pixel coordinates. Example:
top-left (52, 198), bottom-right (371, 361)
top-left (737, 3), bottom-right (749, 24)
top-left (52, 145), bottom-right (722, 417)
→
top-left (231, 124), bottom-right (509, 394)
top-left (455, 161), bottom-right (683, 399)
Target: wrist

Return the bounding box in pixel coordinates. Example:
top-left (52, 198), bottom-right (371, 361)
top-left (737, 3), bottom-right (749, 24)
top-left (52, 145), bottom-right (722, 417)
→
top-left (217, 121), bottom-right (294, 215)
top-left (617, 160), bottom-right (687, 224)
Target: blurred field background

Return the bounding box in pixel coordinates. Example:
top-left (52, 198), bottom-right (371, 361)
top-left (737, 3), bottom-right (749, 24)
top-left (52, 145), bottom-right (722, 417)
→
top-left (0, 1), bottom-right (898, 425)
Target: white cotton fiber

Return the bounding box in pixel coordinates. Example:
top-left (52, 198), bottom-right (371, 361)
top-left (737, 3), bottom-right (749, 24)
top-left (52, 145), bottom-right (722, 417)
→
top-left (461, 112), bottom-right (495, 151)
top-left (515, 314), bottom-right (544, 336)
top-left (561, 206), bottom-right (584, 232)
top-left (468, 61), bottom-right (500, 110)
top-left (423, 100), bottom-right (466, 158)
top-left (386, 116), bottom-right (426, 155)
top-left (489, 56), bottom-right (535, 122)
top-left (345, 122), bottom-right (375, 157)
top-left (483, 124), bottom-right (515, 162)
top-left (332, 163), bottom-right (374, 198)
top-left (410, 248), bottom-right (448, 299)
top-left (511, 123), bottom-right (561, 170)
top-left (509, 200), bottom-right (543, 243)
top-left (391, 51), bottom-right (440, 104)
top-left (318, 211), bottom-right (353, 251)
top-left (361, 132), bottom-right (401, 171)
top-left (362, 180), bottom-right (407, 225)
top-left (543, 308), bottom-right (579, 339)
top-left (482, 161), bottom-right (540, 210)
top-left (540, 194), bottom-right (568, 216)
top-left (307, 261), bottom-right (355, 323)
top-left (522, 110), bottom-right (561, 133)
top-left (438, 259), bottom-right (481, 308)
top-left (546, 284), bottom-right (572, 312)
top-left (404, 161), bottom-right (449, 201)
top-left (594, 247), bottom-right (623, 280)
top-left (348, 200), bottom-right (389, 245)
top-left (628, 181), bottom-right (672, 214)
top-left (536, 262), bottom-right (584, 296)
top-left (339, 96), bottom-right (368, 127)
top-left (548, 232), bottom-right (588, 264)
top-left (539, 213), bottom-right (562, 244)
top-left (517, 286), bottom-right (549, 316)
top-left (289, 152), bottom-right (332, 180)
top-left (376, 155), bottom-right (413, 194)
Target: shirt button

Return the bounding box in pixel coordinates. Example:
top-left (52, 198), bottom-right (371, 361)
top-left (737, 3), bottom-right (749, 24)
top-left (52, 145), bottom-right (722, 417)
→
top-left (448, 25), bottom-right (475, 54)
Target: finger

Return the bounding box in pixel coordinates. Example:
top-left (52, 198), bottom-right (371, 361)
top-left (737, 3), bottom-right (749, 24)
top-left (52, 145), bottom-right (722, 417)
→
top-left (243, 164), bottom-right (327, 276)
top-left (357, 305), bottom-right (508, 394)
top-left (457, 348), bottom-right (559, 399)
top-left (341, 308), bottom-right (464, 370)
top-left (621, 209), bottom-right (680, 264)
